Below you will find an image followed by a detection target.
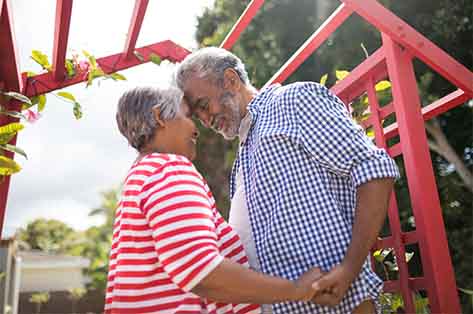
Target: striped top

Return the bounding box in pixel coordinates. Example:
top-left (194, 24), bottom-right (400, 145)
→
top-left (105, 153), bottom-right (261, 314)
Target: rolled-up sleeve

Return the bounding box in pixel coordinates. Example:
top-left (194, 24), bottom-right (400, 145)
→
top-left (140, 159), bottom-right (224, 292)
top-left (293, 82), bottom-right (400, 186)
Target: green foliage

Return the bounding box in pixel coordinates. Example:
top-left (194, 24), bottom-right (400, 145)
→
top-left (149, 53), bottom-right (162, 65)
top-left (17, 218), bottom-right (80, 253)
top-left (31, 50), bottom-right (51, 71)
top-left (29, 292), bottom-right (50, 314)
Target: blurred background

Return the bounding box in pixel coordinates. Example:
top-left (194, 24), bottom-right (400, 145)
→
top-left (1, 0), bottom-right (471, 313)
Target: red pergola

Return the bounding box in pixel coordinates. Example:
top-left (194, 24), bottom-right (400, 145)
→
top-left (1, 0), bottom-right (471, 312)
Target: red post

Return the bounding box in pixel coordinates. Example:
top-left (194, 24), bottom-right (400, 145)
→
top-left (366, 78), bottom-right (415, 312)
top-left (52, 0), bottom-right (73, 81)
top-left (123, 0), bottom-right (149, 59)
top-left (383, 33), bottom-right (461, 313)
top-left (264, 3), bottom-right (352, 87)
top-left (0, 0), bottom-right (23, 237)
top-left (220, 0), bottom-right (265, 50)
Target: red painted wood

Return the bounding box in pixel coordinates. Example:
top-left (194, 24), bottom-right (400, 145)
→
top-left (123, 0), bottom-right (149, 59)
top-left (366, 77), bottom-right (415, 310)
top-left (342, 0), bottom-right (473, 96)
top-left (52, 0), bottom-right (73, 81)
top-left (0, 0), bottom-right (23, 237)
top-left (383, 33), bottom-right (461, 313)
top-left (23, 40), bottom-right (190, 98)
top-left (220, 0), bottom-right (265, 50)
top-left (265, 4), bottom-right (353, 87)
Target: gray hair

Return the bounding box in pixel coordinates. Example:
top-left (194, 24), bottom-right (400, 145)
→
top-left (116, 86), bottom-right (182, 152)
top-left (175, 47), bottom-right (250, 89)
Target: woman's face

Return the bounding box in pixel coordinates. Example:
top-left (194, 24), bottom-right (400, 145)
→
top-left (159, 99), bottom-right (199, 160)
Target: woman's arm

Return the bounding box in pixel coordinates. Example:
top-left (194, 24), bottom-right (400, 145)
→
top-left (192, 259), bottom-right (323, 304)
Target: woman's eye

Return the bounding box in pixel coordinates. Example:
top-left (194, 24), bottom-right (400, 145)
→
top-left (200, 101), bottom-right (209, 111)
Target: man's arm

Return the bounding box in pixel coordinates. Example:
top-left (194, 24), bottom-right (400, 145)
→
top-left (313, 177), bottom-right (394, 306)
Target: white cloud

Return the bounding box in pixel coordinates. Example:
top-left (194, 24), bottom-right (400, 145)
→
top-left (3, 0), bottom-right (215, 237)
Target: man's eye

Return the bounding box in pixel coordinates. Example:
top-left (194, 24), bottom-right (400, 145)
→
top-left (199, 100), bottom-right (209, 111)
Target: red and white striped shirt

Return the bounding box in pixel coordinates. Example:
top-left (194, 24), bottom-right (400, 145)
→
top-left (105, 153), bottom-right (261, 314)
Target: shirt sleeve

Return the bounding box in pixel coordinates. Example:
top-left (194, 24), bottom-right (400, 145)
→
top-left (293, 82), bottom-right (400, 187)
top-left (140, 157), bottom-right (224, 292)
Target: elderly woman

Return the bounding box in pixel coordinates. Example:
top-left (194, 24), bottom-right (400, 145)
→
top-left (104, 86), bottom-right (322, 314)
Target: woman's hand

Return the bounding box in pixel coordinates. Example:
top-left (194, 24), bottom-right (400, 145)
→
top-left (291, 267), bottom-right (325, 302)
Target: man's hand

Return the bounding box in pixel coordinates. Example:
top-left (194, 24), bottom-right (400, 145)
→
top-left (311, 264), bottom-right (356, 306)
top-left (291, 267), bottom-right (325, 302)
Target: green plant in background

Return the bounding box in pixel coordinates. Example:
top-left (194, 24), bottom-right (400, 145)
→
top-left (29, 292), bottom-right (50, 314)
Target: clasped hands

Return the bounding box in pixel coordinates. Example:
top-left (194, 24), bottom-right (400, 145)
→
top-left (293, 263), bottom-right (356, 307)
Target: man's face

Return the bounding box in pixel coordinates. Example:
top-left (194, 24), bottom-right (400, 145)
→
top-left (183, 76), bottom-right (242, 140)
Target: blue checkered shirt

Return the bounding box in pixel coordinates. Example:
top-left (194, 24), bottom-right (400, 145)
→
top-left (230, 82), bottom-right (399, 314)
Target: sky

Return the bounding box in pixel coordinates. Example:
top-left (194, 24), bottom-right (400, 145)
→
top-left (3, 0), bottom-right (215, 237)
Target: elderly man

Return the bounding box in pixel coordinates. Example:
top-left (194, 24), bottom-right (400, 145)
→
top-left (175, 47), bottom-right (399, 314)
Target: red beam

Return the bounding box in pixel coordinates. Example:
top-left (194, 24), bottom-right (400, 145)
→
top-left (23, 40), bottom-right (190, 97)
top-left (383, 33), bottom-right (460, 313)
top-left (384, 89), bottom-right (470, 140)
top-left (0, 0), bottom-right (24, 237)
top-left (330, 47), bottom-right (387, 102)
top-left (52, 0), bottom-right (73, 81)
top-left (123, 0), bottom-right (149, 59)
top-left (220, 0), bottom-right (265, 50)
top-left (264, 3), bottom-right (353, 87)
top-left (341, 0), bottom-right (473, 96)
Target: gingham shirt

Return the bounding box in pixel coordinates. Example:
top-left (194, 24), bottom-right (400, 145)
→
top-left (230, 82), bottom-right (399, 314)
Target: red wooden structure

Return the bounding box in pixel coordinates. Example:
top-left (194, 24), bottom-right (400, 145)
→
top-left (1, 0), bottom-right (471, 312)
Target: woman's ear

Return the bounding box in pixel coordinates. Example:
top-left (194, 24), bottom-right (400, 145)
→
top-left (152, 106), bottom-right (166, 128)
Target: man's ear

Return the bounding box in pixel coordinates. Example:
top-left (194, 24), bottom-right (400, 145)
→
top-left (152, 106), bottom-right (166, 128)
top-left (223, 68), bottom-right (241, 92)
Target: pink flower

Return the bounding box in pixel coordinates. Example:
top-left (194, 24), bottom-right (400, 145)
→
top-left (78, 60), bottom-right (90, 72)
top-left (24, 109), bottom-right (41, 123)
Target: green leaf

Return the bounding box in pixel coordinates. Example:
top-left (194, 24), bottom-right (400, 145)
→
top-left (109, 72), bottom-right (127, 81)
top-left (82, 50), bottom-right (92, 58)
top-left (0, 144), bottom-right (27, 159)
top-left (109, 72), bottom-right (126, 81)
top-left (87, 71), bottom-right (94, 87)
top-left (0, 122), bottom-right (24, 144)
top-left (458, 287), bottom-right (473, 295)
top-left (149, 53), bottom-right (162, 65)
top-left (0, 110), bottom-right (27, 120)
top-left (134, 51), bottom-right (145, 62)
top-left (405, 252), bottom-right (415, 263)
top-left (375, 80), bottom-right (391, 91)
top-left (384, 260), bottom-right (398, 272)
top-left (38, 94), bottom-right (46, 112)
top-left (92, 68), bottom-right (105, 78)
top-left (0, 156), bottom-right (21, 175)
top-left (335, 70), bottom-right (350, 81)
top-left (373, 248), bottom-right (392, 262)
top-left (65, 59), bottom-right (76, 77)
top-left (25, 71), bottom-right (37, 77)
top-left (2, 92), bottom-right (32, 105)
top-left (73, 102), bottom-right (83, 120)
top-left (319, 74), bottom-right (328, 86)
top-left (373, 250), bottom-right (384, 262)
top-left (57, 91), bottom-right (77, 102)
top-left (31, 50), bottom-right (51, 71)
